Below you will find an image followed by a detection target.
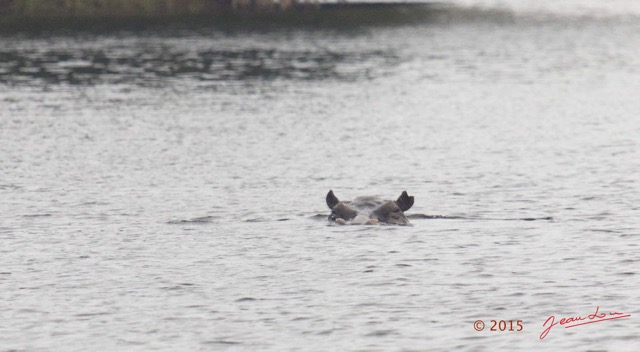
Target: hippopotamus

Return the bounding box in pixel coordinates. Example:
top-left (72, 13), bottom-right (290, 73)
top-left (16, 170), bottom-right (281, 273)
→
top-left (326, 190), bottom-right (415, 226)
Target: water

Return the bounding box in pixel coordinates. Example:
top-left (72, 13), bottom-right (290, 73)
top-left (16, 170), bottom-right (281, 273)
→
top-left (1, 1), bottom-right (639, 351)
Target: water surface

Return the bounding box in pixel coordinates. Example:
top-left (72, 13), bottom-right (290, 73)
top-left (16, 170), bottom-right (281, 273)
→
top-left (1, 3), bottom-right (639, 351)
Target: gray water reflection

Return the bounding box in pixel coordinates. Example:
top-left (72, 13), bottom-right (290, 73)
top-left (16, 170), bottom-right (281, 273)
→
top-left (0, 45), bottom-right (398, 85)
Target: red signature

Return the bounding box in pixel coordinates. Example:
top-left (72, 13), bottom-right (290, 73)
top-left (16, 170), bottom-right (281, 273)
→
top-left (540, 307), bottom-right (631, 339)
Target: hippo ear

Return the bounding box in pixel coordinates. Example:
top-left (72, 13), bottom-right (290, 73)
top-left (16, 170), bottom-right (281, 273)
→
top-left (396, 191), bottom-right (414, 211)
top-left (326, 190), bottom-right (340, 209)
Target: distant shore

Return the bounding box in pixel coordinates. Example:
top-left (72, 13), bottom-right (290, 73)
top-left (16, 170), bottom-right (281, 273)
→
top-left (0, 1), bottom-right (442, 32)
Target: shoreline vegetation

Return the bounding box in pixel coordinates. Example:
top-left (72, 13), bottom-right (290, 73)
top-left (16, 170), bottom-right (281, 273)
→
top-left (0, 1), bottom-right (442, 32)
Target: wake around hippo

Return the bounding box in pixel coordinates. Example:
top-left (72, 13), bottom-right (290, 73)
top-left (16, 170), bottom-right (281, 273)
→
top-left (326, 190), bottom-right (415, 226)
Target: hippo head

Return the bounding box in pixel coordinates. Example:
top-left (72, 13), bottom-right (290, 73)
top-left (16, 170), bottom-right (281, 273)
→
top-left (326, 190), bottom-right (415, 226)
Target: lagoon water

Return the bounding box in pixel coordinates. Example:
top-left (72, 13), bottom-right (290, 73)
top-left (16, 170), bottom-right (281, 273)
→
top-left (1, 1), bottom-right (639, 351)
